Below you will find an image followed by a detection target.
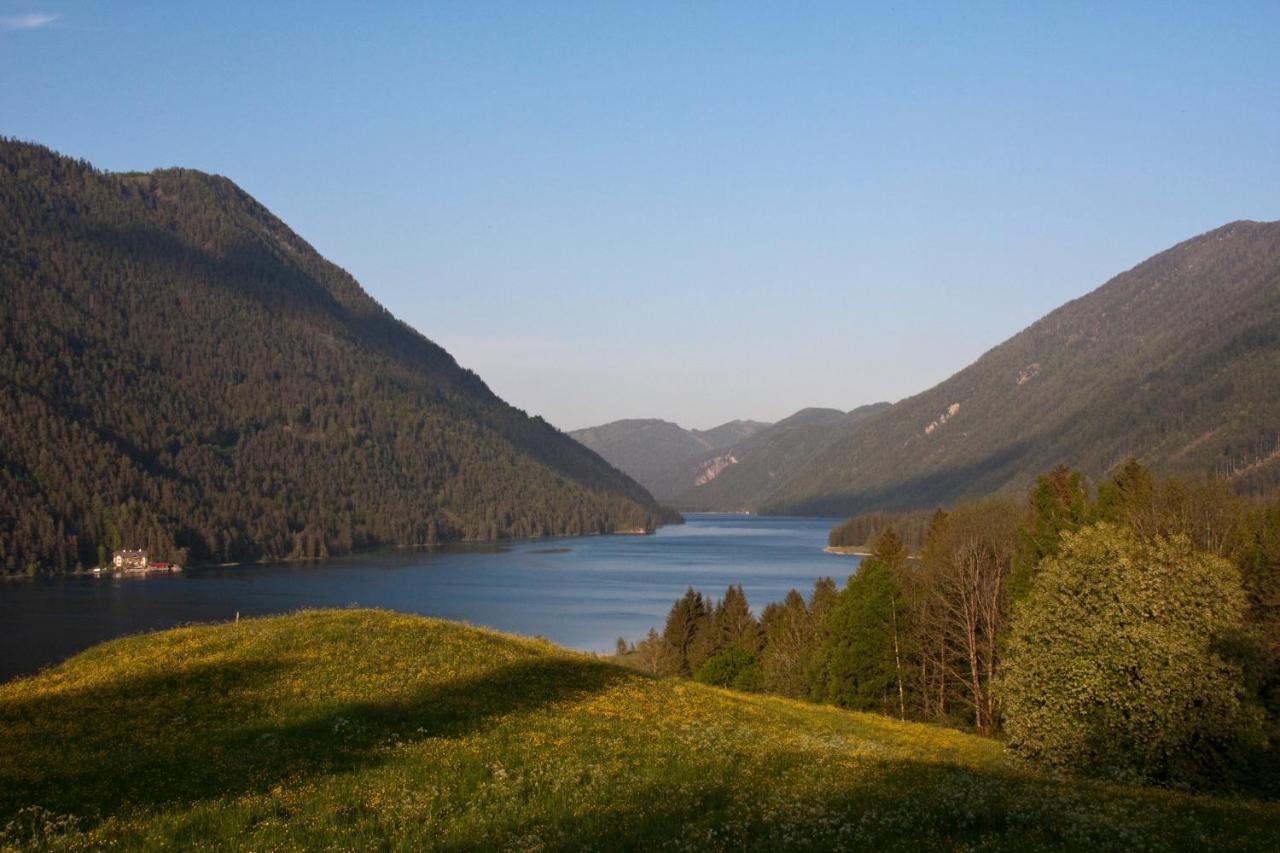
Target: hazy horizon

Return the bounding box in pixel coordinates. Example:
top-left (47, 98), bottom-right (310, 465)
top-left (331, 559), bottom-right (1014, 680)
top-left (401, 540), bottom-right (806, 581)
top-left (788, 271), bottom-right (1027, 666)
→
top-left (4, 2), bottom-right (1278, 431)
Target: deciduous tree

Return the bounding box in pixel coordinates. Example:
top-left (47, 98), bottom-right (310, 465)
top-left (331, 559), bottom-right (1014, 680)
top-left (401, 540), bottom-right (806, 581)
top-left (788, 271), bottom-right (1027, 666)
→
top-left (1003, 524), bottom-right (1254, 784)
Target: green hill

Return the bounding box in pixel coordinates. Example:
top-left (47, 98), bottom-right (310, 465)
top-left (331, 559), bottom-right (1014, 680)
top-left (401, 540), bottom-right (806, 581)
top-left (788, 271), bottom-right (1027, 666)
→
top-left (1, 610), bottom-right (1275, 849)
top-left (764, 221), bottom-right (1280, 515)
top-left (0, 139), bottom-right (671, 573)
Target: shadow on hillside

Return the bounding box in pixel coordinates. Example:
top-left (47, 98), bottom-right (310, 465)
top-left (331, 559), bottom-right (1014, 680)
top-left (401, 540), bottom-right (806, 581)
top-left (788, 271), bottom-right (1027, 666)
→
top-left (79, 222), bottom-right (468, 389)
top-left (479, 751), bottom-right (1277, 851)
top-left (784, 438), bottom-right (1037, 516)
top-left (5, 654), bottom-right (1278, 848)
top-left (0, 652), bottom-right (628, 821)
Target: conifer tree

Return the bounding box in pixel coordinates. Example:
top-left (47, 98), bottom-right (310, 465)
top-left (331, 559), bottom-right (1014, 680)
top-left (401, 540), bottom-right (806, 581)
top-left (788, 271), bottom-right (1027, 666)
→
top-left (661, 587), bottom-right (708, 675)
top-left (1007, 465), bottom-right (1089, 609)
top-left (718, 584), bottom-right (761, 653)
top-left (760, 589), bottom-right (814, 697)
top-left (810, 543), bottom-right (901, 713)
top-left (808, 576), bottom-right (838, 625)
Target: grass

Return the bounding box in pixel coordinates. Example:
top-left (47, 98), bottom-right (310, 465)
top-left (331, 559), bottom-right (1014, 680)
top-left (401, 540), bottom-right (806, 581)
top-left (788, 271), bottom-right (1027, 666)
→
top-left (1, 610), bottom-right (1277, 851)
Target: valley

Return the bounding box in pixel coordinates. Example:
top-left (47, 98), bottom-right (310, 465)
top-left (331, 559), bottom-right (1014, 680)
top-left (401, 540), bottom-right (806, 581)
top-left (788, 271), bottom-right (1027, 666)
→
top-left (576, 222), bottom-right (1280, 517)
top-left (3, 5), bottom-right (1278, 849)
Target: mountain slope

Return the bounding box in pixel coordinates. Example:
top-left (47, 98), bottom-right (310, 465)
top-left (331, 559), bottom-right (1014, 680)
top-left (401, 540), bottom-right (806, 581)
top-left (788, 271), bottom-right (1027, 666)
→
top-left (3, 610), bottom-right (1275, 849)
top-left (764, 220), bottom-right (1280, 515)
top-left (661, 404), bottom-right (890, 510)
top-left (570, 418), bottom-right (770, 497)
top-left (0, 139), bottom-right (671, 573)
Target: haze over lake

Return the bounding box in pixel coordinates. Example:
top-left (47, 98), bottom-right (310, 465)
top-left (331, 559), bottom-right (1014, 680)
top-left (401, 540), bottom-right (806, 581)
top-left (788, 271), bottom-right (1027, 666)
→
top-left (0, 514), bottom-right (854, 683)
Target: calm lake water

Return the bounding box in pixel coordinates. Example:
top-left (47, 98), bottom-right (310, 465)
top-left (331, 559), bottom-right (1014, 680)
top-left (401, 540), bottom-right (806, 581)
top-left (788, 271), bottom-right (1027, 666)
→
top-left (0, 514), bottom-right (859, 683)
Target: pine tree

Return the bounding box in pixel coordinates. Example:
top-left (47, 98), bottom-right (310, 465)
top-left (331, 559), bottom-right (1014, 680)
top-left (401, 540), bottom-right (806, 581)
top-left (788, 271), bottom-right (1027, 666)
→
top-left (811, 549), bottom-right (900, 712)
top-left (1007, 465), bottom-right (1088, 608)
top-left (718, 585), bottom-right (761, 653)
top-left (760, 589), bottom-right (814, 697)
top-left (808, 576), bottom-right (837, 625)
top-left (661, 588), bottom-right (708, 675)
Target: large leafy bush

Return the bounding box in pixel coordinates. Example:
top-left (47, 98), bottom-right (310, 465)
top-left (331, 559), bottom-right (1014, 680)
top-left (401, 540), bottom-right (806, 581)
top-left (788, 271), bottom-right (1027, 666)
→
top-left (1002, 524), bottom-right (1255, 784)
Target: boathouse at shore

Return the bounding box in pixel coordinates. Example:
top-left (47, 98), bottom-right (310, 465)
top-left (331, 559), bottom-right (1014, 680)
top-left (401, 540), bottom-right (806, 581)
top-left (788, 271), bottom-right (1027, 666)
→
top-left (111, 550), bottom-right (149, 571)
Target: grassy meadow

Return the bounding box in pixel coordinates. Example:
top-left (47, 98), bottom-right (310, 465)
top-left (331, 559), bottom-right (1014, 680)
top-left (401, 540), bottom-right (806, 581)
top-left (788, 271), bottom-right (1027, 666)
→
top-left (1, 609), bottom-right (1277, 851)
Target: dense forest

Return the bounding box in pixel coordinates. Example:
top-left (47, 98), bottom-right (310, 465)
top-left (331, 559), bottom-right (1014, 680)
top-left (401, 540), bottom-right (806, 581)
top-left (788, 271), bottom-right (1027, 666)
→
top-left (631, 462), bottom-right (1280, 793)
top-left (0, 139), bottom-right (674, 575)
top-left (827, 507), bottom-right (938, 552)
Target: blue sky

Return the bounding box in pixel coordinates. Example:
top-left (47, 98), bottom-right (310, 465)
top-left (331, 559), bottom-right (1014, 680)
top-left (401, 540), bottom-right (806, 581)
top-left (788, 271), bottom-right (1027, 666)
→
top-left (3, 2), bottom-right (1278, 430)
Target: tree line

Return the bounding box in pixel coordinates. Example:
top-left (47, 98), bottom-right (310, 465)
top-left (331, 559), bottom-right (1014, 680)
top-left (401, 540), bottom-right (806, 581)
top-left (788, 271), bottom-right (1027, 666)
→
top-left (630, 461), bottom-right (1279, 792)
top-left (827, 508), bottom-right (936, 552)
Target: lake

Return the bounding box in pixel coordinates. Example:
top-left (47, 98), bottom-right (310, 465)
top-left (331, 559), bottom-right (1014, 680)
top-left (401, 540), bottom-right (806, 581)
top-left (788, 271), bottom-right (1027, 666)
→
top-left (0, 514), bottom-right (859, 683)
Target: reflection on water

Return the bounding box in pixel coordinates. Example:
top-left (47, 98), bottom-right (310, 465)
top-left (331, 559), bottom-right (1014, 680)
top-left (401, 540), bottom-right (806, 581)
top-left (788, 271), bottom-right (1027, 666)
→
top-left (0, 514), bottom-right (859, 682)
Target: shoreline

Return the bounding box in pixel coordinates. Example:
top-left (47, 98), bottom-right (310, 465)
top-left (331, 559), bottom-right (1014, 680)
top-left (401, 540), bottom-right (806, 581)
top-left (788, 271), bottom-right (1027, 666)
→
top-left (0, 524), bottom-right (669, 581)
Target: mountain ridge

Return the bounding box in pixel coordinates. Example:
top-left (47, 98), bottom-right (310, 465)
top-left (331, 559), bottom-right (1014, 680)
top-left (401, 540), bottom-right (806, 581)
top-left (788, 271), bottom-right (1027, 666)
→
top-left (661, 403), bottom-right (892, 510)
top-left (569, 417), bottom-right (772, 498)
top-left (763, 219), bottom-right (1280, 514)
top-left (572, 404), bottom-right (892, 510)
top-left (575, 220), bottom-right (1280, 515)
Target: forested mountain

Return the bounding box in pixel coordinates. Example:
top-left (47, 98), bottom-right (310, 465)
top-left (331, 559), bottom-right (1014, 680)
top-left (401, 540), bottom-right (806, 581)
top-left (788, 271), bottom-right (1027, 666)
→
top-left (762, 220), bottom-right (1280, 515)
top-left (596, 221), bottom-right (1280, 516)
top-left (573, 406), bottom-right (893, 510)
top-left (0, 139), bottom-right (672, 574)
top-left (661, 405), bottom-right (890, 510)
top-left (569, 418), bottom-right (769, 498)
